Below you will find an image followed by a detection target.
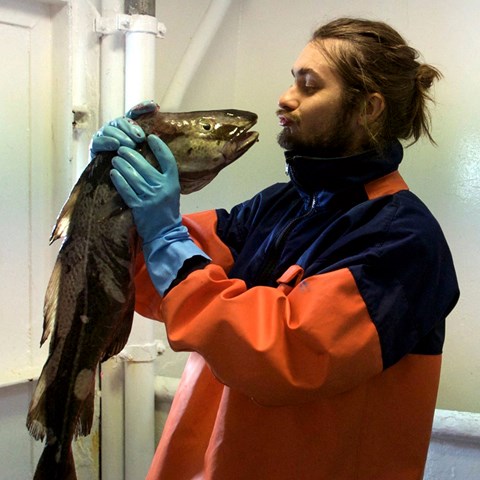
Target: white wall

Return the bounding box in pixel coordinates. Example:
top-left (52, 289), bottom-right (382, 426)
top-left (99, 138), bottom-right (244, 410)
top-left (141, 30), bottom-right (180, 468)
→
top-left (154, 0), bottom-right (480, 413)
top-left (0, 1), bottom-right (68, 477)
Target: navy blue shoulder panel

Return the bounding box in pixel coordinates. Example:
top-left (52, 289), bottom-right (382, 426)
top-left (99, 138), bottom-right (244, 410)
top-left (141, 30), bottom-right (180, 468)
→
top-left (344, 191), bottom-right (459, 367)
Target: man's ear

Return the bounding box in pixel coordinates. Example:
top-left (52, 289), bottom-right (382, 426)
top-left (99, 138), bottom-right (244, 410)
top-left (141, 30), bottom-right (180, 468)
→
top-left (358, 92), bottom-right (385, 126)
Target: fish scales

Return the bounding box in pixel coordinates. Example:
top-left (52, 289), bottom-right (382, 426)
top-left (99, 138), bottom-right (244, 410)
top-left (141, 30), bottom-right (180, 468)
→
top-left (26, 105), bottom-right (258, 479)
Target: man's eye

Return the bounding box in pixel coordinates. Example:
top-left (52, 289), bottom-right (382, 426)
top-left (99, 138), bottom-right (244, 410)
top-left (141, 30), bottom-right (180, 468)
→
top-left (303, 84), bottom-right (319, 94)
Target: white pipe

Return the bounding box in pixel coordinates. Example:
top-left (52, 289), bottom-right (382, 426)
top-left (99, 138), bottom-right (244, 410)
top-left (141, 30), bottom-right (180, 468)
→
top-left (100, 358), bottom-right (125, 480)
top-left (123, 10), bottom-right (158, 479)
top-left (99, 2), bottom-right (126, 480)
top-left (124, 18), bottom-right (157, 110)
top-left (99, 0), bottom-right (126, 123)
top-left (154, 375), bottom-right (180, 403)
top-left (154, 375), bottom-right (181, 443)
top-left (121, 343), bottom-right (157, 479)
top-left (161, 0), bottom-right (233, 111)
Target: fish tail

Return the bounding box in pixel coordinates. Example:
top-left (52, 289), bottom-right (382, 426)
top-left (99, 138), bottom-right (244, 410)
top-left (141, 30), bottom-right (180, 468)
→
top-left (33, 443), bottom-right (77, 480)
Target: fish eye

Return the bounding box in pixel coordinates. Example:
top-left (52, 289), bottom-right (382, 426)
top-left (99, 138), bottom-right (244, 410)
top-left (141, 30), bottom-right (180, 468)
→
top-left (199, 118), bottom-right (217, 132)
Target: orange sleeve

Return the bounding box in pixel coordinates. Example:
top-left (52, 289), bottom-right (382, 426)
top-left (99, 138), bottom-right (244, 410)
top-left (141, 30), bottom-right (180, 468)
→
top-left (182, 210), bottom-right (234, 272)
top-left (159, 264), bottom-right (383, 406)
top-left (134, 210), bottom-right (233, 320)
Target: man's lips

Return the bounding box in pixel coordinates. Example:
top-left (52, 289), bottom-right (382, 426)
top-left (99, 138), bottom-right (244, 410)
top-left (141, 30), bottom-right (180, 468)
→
top-left (277, 113), bottom-right (296, 127)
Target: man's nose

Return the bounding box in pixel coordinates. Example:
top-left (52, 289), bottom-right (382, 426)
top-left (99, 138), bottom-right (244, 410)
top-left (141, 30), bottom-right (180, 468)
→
top-left (278, 85), bottom-right (300, 112)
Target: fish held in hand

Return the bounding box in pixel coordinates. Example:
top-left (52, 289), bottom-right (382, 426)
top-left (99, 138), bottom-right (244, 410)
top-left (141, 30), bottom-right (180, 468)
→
top-left (26, 105), bottom-right (258, 479)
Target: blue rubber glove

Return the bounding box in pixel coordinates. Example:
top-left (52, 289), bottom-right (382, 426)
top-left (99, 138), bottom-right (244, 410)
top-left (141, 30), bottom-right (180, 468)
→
top-left (111, 134), bottom-right (181, 241)
top-left (89, 100), bottom-right (157, 160)
top-left (111, 134), bottom-right (210, 295)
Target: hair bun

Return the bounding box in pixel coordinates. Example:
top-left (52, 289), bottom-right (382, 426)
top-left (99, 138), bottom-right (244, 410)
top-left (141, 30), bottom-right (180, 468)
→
top-left (416, 64), bottom-right (442, 90)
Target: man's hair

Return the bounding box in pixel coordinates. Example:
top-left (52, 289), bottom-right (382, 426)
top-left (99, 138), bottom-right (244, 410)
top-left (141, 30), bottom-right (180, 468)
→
top-left (312, 18), bottom-right (442, 149)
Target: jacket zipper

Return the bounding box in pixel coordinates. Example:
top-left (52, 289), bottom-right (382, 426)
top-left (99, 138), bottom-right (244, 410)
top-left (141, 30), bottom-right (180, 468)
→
top-left (255, 195), bottom-right (317, 286)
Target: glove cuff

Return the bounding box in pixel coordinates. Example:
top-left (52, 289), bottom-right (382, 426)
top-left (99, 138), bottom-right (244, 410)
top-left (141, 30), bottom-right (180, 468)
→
top-left (142, 225), bottom-right (211, 296)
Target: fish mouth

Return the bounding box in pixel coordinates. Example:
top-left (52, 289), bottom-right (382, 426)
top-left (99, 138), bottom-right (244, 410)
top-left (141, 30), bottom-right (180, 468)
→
top-left (227, 130), bottom-right (259, 161)
top-left (221, 117), bottom-right (259, 164)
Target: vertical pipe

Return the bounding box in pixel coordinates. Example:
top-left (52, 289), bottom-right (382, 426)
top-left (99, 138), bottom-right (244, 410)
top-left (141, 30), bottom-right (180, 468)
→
top-left (124, 0), bottom-right (156, 110)
top-left (123, 2), bottom-right (157, 478)
top-left (100, 0), bottom-right (126, 123)
top-left (99, 2), bottom-right (126, 480)
top-left (124, 27), bottom-right (156, 110)
top-left (100, 359), bottom-right (125, 480)
top-left (123, 347), bottom-right (157, 480)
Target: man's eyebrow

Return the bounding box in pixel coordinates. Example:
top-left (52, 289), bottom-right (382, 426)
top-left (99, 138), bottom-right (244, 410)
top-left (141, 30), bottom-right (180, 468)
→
top-left (291, 67), bottom-right (321, 79)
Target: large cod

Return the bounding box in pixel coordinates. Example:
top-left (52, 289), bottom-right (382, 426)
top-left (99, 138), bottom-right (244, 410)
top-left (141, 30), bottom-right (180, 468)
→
top-left (26, 105), bottom-right (258, 479)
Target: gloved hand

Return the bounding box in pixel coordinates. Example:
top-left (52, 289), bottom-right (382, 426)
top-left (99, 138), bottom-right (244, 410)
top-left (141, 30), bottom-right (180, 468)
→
top-left (89, 100), bottom-right (157, 160)
top-left (110, 134), bottom-right (181, 243)
top-left (111, 134), bottom-right (210, 295)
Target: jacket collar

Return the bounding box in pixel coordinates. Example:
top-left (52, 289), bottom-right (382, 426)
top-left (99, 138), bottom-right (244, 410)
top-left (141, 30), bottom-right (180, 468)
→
top-left (284, 139), bottom-right (404, 196)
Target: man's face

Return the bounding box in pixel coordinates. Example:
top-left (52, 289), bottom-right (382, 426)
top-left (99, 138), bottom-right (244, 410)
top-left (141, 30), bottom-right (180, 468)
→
top-left (277, 39), bottom-right (364, 157)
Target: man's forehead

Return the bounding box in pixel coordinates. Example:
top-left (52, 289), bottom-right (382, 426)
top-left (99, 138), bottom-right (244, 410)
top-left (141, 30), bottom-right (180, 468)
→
top-left (292, 42), bottom-right (338, 79)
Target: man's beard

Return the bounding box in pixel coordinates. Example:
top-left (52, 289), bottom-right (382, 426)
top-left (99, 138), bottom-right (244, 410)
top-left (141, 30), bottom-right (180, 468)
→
top-left (277, 109), bottom-right (358, 158)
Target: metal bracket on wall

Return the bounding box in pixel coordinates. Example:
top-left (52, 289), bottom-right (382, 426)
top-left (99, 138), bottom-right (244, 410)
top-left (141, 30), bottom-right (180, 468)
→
top-left (95, 14), bottom-right (166, 38)
top-left (72, 105), bottom-right (91, 130)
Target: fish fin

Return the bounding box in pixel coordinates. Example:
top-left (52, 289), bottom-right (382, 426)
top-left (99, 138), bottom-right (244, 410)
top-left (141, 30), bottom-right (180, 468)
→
top-left (102, 316), bottom-right (134, 361)
top-left (49, 182), bottom-right (83, 244)
top-left (102, 300), bottom-right (135, 362)
top-left (26, 373), bottom-right (48, 441)
top-left (76, 384), bottom-right (95, 438)
top-left (27, 340), bottom-right (64, 441)
top-left (41, 257), bottom-right (62, 346)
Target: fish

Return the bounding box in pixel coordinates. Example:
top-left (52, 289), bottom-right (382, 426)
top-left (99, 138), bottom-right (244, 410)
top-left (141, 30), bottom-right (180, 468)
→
top-left (26, 104), bottom-right (259, 480)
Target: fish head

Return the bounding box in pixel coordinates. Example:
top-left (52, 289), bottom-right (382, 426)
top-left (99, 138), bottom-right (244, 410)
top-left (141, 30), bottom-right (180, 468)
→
top-left (138, 107), bottom-right (259, 194)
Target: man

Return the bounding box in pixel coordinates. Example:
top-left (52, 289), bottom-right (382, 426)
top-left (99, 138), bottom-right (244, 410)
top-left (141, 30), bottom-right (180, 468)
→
top-left (93, 17), bottom-right (459, 480)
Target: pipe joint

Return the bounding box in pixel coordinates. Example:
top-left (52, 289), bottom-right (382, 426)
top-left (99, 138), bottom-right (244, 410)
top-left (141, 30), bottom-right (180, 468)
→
top-left (117, 340), bottom-right (165, 363)
top-left (95, 14), bottom-right (166, 38)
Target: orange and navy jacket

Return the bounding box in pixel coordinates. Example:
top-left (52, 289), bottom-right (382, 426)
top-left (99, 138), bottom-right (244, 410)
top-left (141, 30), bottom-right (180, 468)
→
top-left (135, 140), bottom-right (459, 480)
